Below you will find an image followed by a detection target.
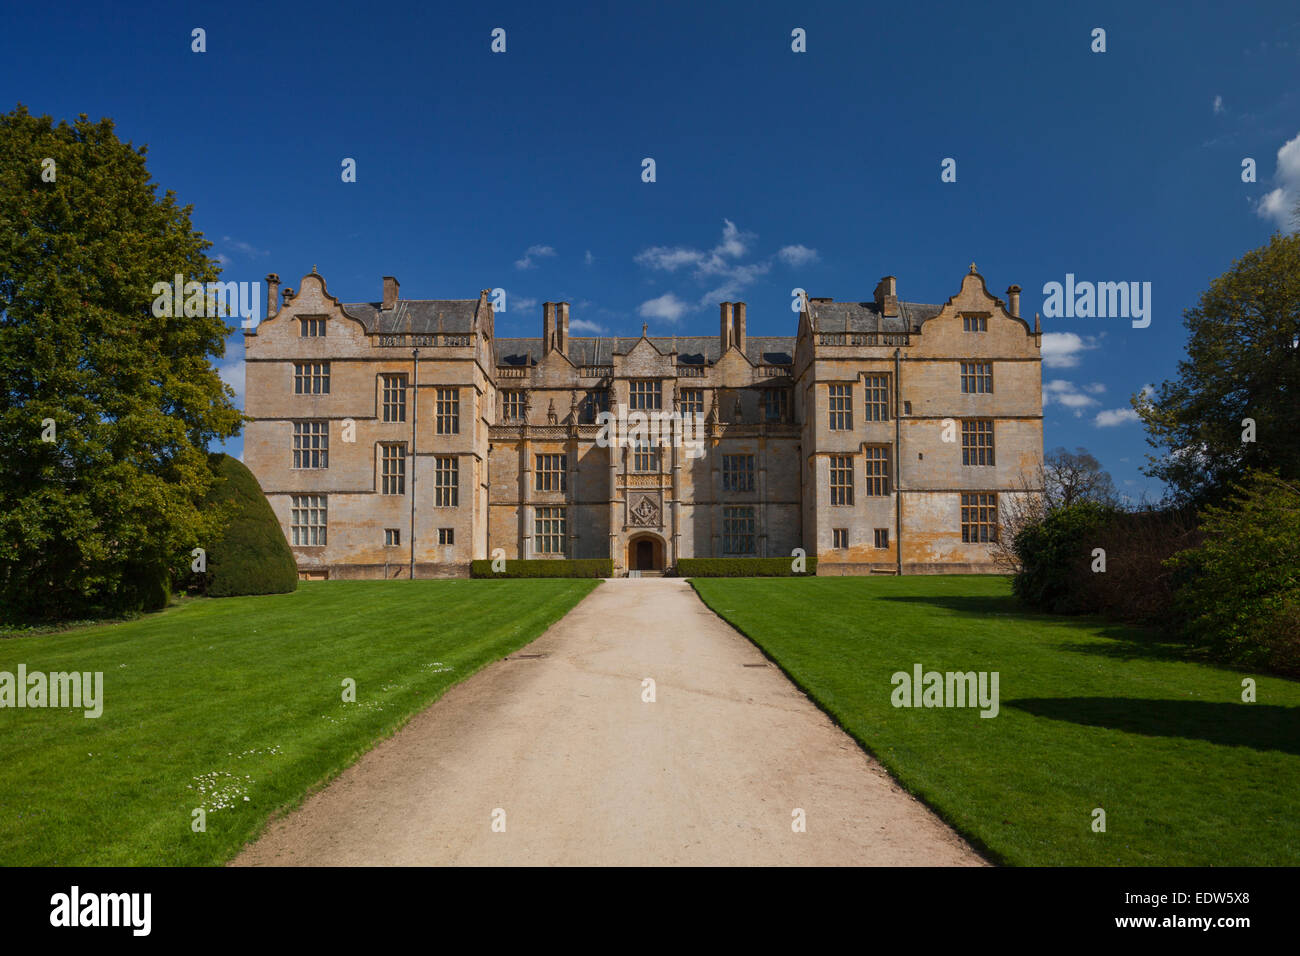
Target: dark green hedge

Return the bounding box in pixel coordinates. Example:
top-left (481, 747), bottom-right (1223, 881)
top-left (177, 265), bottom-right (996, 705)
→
top-left (674, 557), bottom-right (818, 577)
top-left (199, 453), bottom-right (298, 597)
top-left (470, 558), bottom-right (613, 578)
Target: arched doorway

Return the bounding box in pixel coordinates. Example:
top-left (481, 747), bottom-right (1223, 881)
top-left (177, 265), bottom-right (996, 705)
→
top-left (627, 534), bottom-right (665, 571)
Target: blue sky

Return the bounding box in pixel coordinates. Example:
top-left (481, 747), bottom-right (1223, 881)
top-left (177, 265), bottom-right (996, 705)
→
top-left (6, 0), bottom-right (1300, 500)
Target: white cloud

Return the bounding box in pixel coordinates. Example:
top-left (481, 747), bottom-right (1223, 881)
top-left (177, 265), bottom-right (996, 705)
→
top-left (1256, 131), bottom-right (1300, 233)
top-left (1094, 407), bottom-right (1140, 427)
top-left (584, 250), bottom-right (594, 266)
top-left (220, 237), bottom-right (268, 258)
top-left (509, 296), bottom-right (539, 313)
top-left (638, 293), bottom-right (688, 323)
top-left (514, 245), bottom-right (557, 270)
top-left (569, 317), bottom-right (606, 334)
top-left (218, 354), bottom-right (245, 408)
top-left (1043, 379), bottom-right (1101, 413)
top-left (777, 244), bottom-right (819, 267)
top-left (1213, 94), bottom-right (1225, 115)
top-left (1040, 332), bottom-right (1100, 368)
top-left (1083, 382), bottom-right (1107, 394)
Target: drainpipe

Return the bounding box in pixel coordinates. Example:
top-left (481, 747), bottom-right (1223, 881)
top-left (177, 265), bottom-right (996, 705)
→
top-left (894, 347), bottom-right (902, 576)
top-left (409, 348), bottom-right (419, 579)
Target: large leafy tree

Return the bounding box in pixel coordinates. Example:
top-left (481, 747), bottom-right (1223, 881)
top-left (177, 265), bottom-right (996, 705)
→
top-left (0, 104), bottom-right (242, 619)
top-left (1135, 232), bottom-right (1300, 504)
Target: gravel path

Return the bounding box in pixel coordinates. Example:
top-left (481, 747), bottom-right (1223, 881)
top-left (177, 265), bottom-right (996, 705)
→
top-left (233, 578), bottom-right (985, 866)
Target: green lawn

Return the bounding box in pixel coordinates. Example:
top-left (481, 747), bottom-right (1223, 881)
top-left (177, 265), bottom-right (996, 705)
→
top-left (0, 579), bottom-right (597, 866)
top-left (691, 575), bottom-right (1300, 866)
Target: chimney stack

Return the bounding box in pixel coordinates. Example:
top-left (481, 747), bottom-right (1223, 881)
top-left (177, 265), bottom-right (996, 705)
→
top-left (719, 302), bottom-right (734, 352)
top-left (733, 301), bottom-right (747, 354)
top-left (557, 302), bottom-right (570, 354)
top-left (1006, 285), bottom-right (1021, 318)
top-left (873, 276), bottom-right (899, 317)
top-left (543, 302), bottom-right (557, 354)
top-left (265, 273), bottom-right (280, 319)
top-left (382, 276), bottom-right (400, 310)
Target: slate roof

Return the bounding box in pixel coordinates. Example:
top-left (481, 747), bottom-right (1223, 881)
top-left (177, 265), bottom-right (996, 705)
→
top-left (493, 335), bottom-right (797, 368)
top-left (807, 300), bottom-right (943, 334)
top-left (341, 300), bottom-right (478, 334)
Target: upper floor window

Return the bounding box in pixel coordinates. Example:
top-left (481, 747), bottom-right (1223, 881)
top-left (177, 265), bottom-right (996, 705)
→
top-left (829, 454), bottom-right (854, 505)
top-left (961, 419), bottom-right (995, 466)
top-left (679, 388), bottom-right (705, 417)
top-left (960, 361), bottom-right (993, 394)
top-left (864, 446), bottom-right (890, 495)
top-left (502, 390), bottom-right (526, 422)
top-left (863, 374), bottom-right (889, 421)
top-left (381, 374), bottom-right (407, 422)
top-left (633, 440), bottom-right (659, 473)
top-left (380, 443), bottom-right (406, 495)
top-left (962, 315), bottom-right (988, 332)
top-left (762, 389), bottom-right (789, 422)
top-left (580, 389), bottom-right (610, 424)
top-left (828, 384), bottom-right (852, 430)
top-left (535, 453), bottom-right (567, 492)
top-left (630, 380), bottom-right (662, 411)
top-left (292, 421), bottom-right (328, 469)
top-left (294, 362), bottom-right (330, 395)
top-left (436, 388), bottom-right (460, 435)
top-left (722, 454), bottom-right (755, 493)
top-left (299, 317), bottom-right (327, 337)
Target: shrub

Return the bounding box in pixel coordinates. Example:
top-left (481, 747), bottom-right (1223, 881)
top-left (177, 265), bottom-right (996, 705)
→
top-left (674, 557), bottom-right (817, 577)
top-left (198, 454), bottom-right (297, 597)
top-left (1011, 501), bottom-right (1117, 613)
top-left (469, 558), bottom-right (612, 578)
top-left (1165, 471), bottom-right (1300, 673)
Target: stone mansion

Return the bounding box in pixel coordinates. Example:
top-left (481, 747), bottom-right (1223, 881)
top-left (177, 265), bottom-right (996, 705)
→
top-left (242, 265), bottom-right (1043, 577)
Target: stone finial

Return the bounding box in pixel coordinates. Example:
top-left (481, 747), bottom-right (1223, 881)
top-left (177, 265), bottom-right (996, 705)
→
top-left (1034, 312), bottom-right (1041, 333)
top-left (969, 262), bottom-right (978, 274)
top-left (312, 264), bottom-right (318, 274)
top-left (547, 399), bottom-right (557, 425)
top-left (642, 322), bottom-right (648, 338)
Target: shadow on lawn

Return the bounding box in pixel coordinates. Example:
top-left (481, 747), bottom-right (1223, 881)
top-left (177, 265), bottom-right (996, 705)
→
top-left (879, 595), bottom-right (1190, 663)
top-left (1005, 698), bottom-right (1300, 755)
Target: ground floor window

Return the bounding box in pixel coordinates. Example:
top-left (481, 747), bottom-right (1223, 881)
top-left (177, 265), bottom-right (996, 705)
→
top-left (534, 507), bottom-right (567, 555)
top-left (291, 494), bottom-right (327, 546)
top-left (439, 528), bottom-right (454, 545)
top-left (874, 528), bottom-right (889, 548)
top-left (961, 493), bottom-right (998, 543)
top-left (384, 528), bottom-right (400, 547)
top-left (722, 506), bottom-right (756, 555)
top-left (833, 528), bottom-right (848, 549)
top-left (435, 456), bottom-right (459, 507)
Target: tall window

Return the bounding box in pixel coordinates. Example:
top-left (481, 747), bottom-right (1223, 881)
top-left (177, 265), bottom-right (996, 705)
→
top-left (502, 390), bottom-right (525, 422)
top-left (864, 446), bottom-right (890, 495)
top-left (828, 384), bottom-right (851, 430)
top-left (290, 494), bottom-right (327, 546)
top-left (294, 362), bottom-right (330, 394)
top-left (830, 455), bottom-right (854, 505)
top-left (293, 421), bottom-right (328, 469)
top-left (300, 317), bottom-right (326, 337)
top-left (679, 388), bottom-right (705, 417)
top-left (436, 388), bottom-right (459, 434)
top-left (762, 389), bottom-right (788, 422)
top-left (384, 528), bottom-right (400, 547)
top-left (630, 380), bottom-right (662, 411)
top-left (381, 374), bottom-right (407, 422)
top-left (962, 419), bottom-right (995, 466)
top-left (380, 443), bottom-right (406, 494)
top-left (633, 440), bottom-right (658, 473)
top-left (960, 361), bottom-right (993, 394)
top-left (580, 389), bottom-right (609, 424)
top-left (863, 374), bottom-right (889, 421)
top-left (722, 506), bottom-right (756, 556)
top-left (435, 456), bottom-right (459, 506)
top-left (535, 453), bottom-right (567, 492)
top-left (961, 493), bottom-right (998, 542)
top-left (534, 507), bottom-right (567, 555)
top-left (722, 454), bottom-right (755, 492)
top-left (962, 315), bottom-right (988, 332)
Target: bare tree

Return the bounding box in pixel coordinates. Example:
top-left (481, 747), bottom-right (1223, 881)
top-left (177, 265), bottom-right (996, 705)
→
top-left (1043, 447), bottom-right (1118, 509)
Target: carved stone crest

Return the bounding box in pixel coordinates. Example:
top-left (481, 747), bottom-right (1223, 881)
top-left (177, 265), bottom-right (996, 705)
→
top-left (629, 493), bottom-right (661, 528)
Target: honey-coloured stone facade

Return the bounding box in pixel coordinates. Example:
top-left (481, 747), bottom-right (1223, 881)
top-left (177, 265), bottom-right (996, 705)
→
top-left (242, 266), bottom-right (1042, 577)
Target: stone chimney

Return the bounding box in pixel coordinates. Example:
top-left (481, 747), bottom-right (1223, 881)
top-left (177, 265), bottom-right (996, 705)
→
top-left (382, 276), bottom-right (400, 310)
top-left (873, 276), bottom-right (899, 317)
top-left (557, 302), bottom-right (570, 353)
top-left (1006, 285), bottom-right (1021, 318)
top-left (719, 302), bottom-right (734, 352)
top-left (265, 273), bottom-right (280, 319)
top-left (733, 302), bottom-right (747, 354)
top-left (542, 302), bottom-right (557, 354)
top-left (282, 287), bottom-right (294, 306)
